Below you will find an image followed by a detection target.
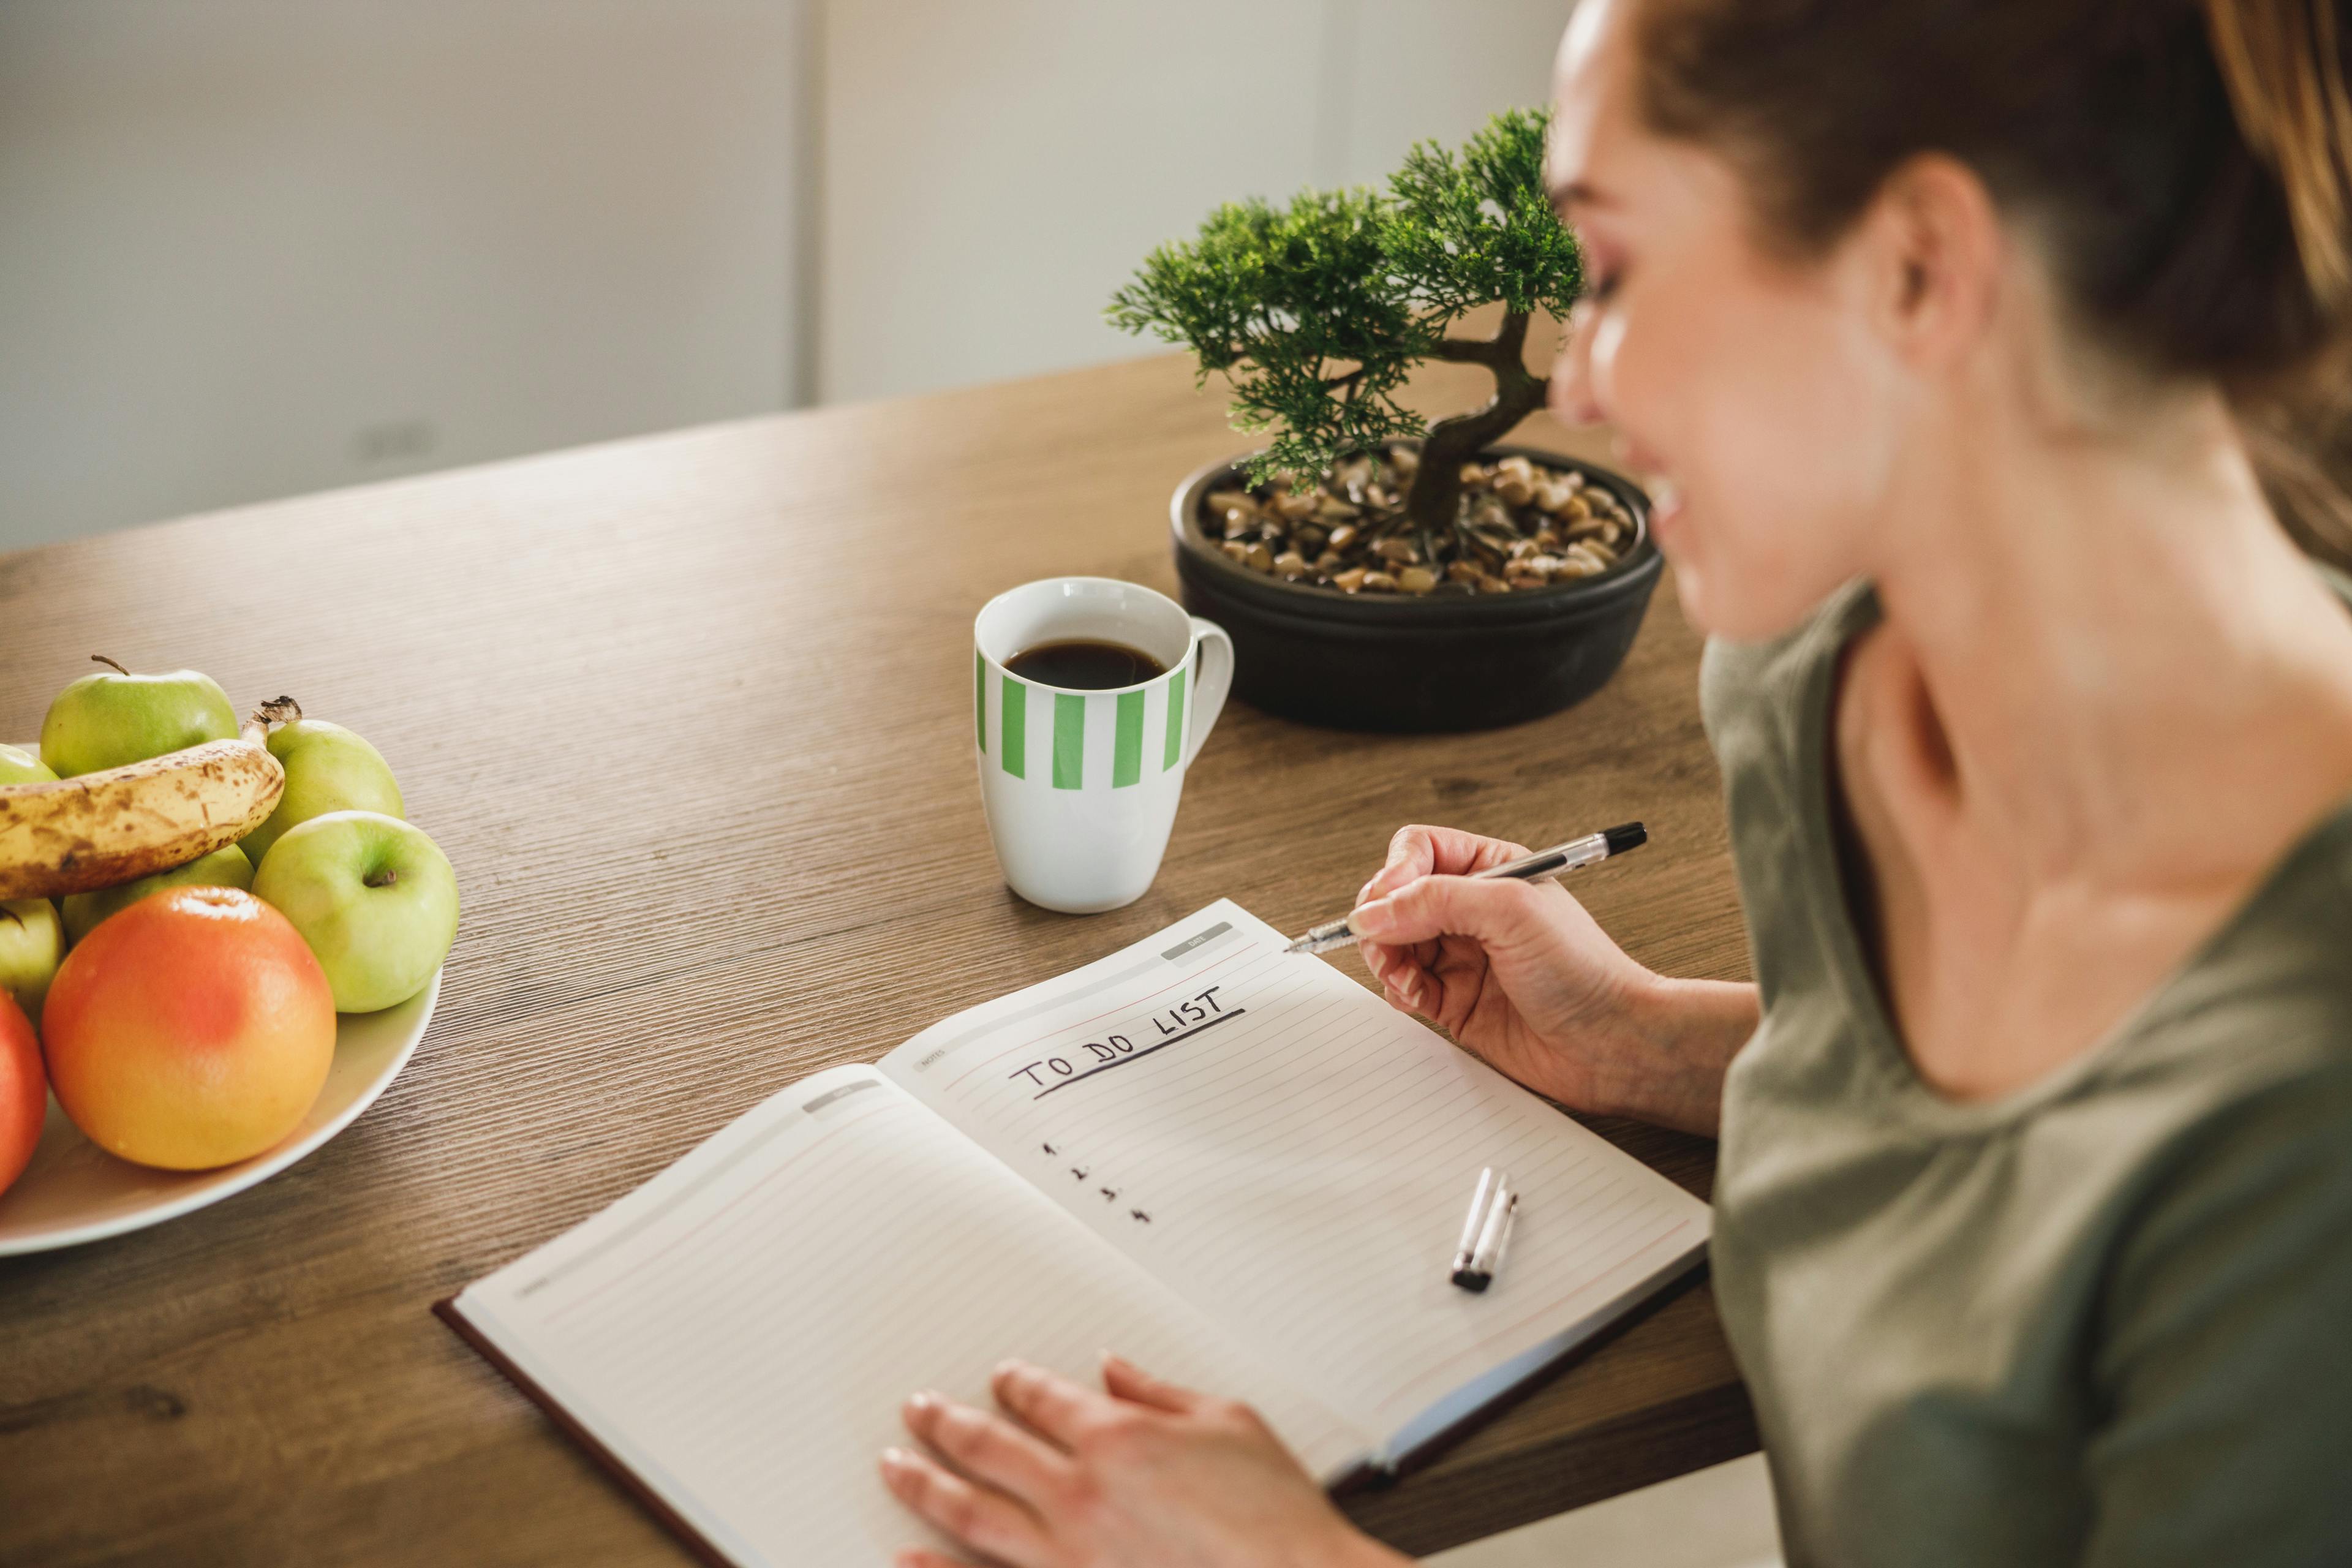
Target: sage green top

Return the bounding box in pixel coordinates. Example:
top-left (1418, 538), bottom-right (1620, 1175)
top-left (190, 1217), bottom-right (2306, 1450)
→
top-left (1702, 580), bottom-right (2352, 1568)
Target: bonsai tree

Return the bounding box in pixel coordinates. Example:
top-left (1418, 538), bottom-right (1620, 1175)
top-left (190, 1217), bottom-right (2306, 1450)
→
top-left (1108, 107), bottom-right (1581, 542)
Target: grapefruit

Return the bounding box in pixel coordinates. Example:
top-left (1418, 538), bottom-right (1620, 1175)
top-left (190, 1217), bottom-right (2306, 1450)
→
top-left (43, 886), bottom-right (336, 1170)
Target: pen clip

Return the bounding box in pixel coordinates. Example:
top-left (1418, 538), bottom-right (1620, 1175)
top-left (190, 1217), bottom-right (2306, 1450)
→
top-left (1470, 1183), bottom-right (1517, 1277)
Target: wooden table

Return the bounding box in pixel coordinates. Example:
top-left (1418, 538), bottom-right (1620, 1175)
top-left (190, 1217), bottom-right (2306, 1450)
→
top-left (0, 353), bottom-right (1758, 1564)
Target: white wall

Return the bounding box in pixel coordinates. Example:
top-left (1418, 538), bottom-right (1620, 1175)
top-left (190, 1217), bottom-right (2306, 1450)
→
top-left (818, 0), bottom-right (1568, 404)
top-left (0, 0), bottom-right (1569, 549)
top-left (0, 0), bottom-right (810, 549)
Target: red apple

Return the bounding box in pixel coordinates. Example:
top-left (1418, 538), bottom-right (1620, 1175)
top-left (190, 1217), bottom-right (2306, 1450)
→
top-left (0, 992), bottom-right (43, 1197)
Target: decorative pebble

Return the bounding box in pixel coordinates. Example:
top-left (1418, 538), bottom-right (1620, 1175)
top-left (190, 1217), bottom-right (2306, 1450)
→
top-left (1199, 445), bottom-right (1636, 596)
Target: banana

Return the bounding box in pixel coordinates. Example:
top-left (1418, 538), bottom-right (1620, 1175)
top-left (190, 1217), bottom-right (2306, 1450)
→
top-left (0, 728), bottom-right (284, 900)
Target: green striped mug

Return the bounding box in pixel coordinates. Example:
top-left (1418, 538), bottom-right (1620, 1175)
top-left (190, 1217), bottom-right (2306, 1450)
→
top-left (973, 578), bottom-right (1234, 912)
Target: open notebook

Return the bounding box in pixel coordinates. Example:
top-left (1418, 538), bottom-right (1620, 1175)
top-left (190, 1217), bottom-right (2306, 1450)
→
top-left (440, 900), bottom-right (1710, 1566)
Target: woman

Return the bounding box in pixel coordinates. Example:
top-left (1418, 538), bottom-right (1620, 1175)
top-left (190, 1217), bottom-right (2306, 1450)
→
top-left (879, 0), bottom-right (2352, 1562)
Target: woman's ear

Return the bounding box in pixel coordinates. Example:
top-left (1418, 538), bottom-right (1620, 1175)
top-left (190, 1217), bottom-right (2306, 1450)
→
top-left (1859, 153), bottom-right (2005, 372)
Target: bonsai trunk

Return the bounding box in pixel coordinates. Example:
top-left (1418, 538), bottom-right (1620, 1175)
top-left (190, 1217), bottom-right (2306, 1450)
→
top-left (1403, 311), bottom-right (1549, 537)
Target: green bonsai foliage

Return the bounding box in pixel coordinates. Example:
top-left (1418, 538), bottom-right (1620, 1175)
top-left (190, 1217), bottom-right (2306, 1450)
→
top-left (1109, 107), bottom-right (1581, 538)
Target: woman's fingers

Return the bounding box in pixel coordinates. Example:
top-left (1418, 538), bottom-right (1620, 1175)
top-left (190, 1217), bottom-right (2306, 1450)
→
top-left (1357, 827), bottom-right (1535, 960)
top-left (1350, 870), bottom-right (1547, 951)
top-left (992, 1359), bottom-right (1109, 1449)
top-left (894, 1551), bottom-right (975, 1568)
top-left (903, 1390), bottom-right (1075, 1504)
top-left (1361, 825), bottom-right (1436, 904)
top-left (1373, 954), bottom-right (1431, 1012)
top-left (1360, 824), bottom-right (1444, 905)
top-left (1100, 1351), bottom-right (1204, 1414)
top-left (878, 1447), bottom-right (1045, 1565)
top-left (1370, 824), bottom-right (1532, 894)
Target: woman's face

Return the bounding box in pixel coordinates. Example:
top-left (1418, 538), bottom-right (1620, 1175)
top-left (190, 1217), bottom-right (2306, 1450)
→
top-left (1548, 0), bottom-right (1906, 641)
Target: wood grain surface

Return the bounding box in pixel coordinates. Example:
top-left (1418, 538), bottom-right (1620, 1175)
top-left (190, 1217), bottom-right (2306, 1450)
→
top-left (0, 351), bottom-right (1757, 1564)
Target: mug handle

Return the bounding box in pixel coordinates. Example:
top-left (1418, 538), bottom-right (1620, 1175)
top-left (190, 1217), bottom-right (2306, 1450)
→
top-left (1183, 616), bottom-right (1235, 767)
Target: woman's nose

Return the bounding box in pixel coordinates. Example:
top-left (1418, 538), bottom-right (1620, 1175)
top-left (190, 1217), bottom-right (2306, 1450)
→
top-left (1549, 304), bottom-right (1606, 428)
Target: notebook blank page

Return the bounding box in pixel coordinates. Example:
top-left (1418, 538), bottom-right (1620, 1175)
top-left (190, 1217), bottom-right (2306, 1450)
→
top-left (455, 1066), bottom-right (1363, 1567)
top-left (888, 902), bottom-right (1712, 1439)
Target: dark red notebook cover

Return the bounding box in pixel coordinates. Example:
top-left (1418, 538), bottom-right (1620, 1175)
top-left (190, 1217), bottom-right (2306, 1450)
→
top-left (435, 1295), bottom-right (742, 1568)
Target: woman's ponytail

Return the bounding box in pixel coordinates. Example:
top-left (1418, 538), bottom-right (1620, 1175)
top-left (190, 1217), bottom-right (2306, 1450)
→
top-left (2203, 1), bottom-right (2352, 318)
top-left (2201, 2), bottom-right (2352, 560)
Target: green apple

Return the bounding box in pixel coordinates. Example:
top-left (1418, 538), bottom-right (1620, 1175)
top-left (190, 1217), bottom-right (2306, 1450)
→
top-left (40, 658), bottom-right (238, 777)
top-left (0, 899), bottom-right (64, 1029)
top-left (240, 719), bottom-right (404, 867)
top-left (0, 744), bottom-right (56, 786)
top-left (253, 811), bottom-right (456, 1012)
top-left (61, 844), bottom-right (253, 947)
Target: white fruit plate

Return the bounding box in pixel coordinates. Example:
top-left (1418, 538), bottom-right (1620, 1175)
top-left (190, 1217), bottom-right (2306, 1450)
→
top-left (0, 968), bottom-right (439, 1255)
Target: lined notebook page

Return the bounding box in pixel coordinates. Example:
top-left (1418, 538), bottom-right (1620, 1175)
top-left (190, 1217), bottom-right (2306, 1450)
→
top-left (454, 1066), bottom-right (1363, 1567)
top-left (886, 901), bottom-right (1711, 1441)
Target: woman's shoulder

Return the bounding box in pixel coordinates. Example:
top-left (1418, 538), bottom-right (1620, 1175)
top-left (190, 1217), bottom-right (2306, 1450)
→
top-left (1698, 578), bottom-right (1879, 774)
top-left (2106, 796), bottom-right (2352, 1110)
top-left (2086, 801), bottom-right (2352, 1293)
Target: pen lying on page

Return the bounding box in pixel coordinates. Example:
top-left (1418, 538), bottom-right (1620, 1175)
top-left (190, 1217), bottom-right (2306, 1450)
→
top-left (1283, 821), bottom-right (1648, 956)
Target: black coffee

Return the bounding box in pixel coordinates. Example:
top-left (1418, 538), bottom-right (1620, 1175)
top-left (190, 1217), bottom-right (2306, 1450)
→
top-left (1005, 638), bottom-right (1167, 690)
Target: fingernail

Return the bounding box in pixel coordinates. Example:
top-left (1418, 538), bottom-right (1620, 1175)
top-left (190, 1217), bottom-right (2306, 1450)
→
top-left (880, 1447), bottom-right (913, 1472)
top-left (907, 1390), bottom-right (940, 1414)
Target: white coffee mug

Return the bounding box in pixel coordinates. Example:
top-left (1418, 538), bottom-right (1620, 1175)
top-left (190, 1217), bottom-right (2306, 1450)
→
top-left (973, 578), bottom-right (1235, 913)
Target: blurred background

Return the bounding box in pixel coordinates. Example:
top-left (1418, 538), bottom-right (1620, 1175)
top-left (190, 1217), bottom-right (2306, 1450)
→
top-left (0, 0), bottom-right (1566, 552)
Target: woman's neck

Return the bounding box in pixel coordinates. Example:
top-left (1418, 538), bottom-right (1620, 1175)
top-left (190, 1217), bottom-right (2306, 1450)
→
top-left (1868, 379), bottom-right (2352, 893)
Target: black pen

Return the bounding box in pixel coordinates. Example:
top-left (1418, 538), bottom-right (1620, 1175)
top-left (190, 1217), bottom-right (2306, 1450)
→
top-left (1283, 822), bottom-right (1647, 956)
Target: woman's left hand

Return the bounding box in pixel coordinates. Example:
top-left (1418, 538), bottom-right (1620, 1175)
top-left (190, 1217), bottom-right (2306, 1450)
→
top-left (880, 1353), bottom-right (1406, 1568)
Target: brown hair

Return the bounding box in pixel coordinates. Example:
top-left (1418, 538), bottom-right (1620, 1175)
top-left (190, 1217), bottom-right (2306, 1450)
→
top-left (1633, 0), bottom-right (2352, 559)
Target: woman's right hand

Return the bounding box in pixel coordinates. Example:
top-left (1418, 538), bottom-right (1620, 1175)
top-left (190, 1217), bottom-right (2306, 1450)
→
top-left (1348, 824), bottom-right (1753, 1136)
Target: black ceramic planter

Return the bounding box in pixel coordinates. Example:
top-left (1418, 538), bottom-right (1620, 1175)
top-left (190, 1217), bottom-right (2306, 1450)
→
top-left (1170, 443), bottom-right (1663, 733)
